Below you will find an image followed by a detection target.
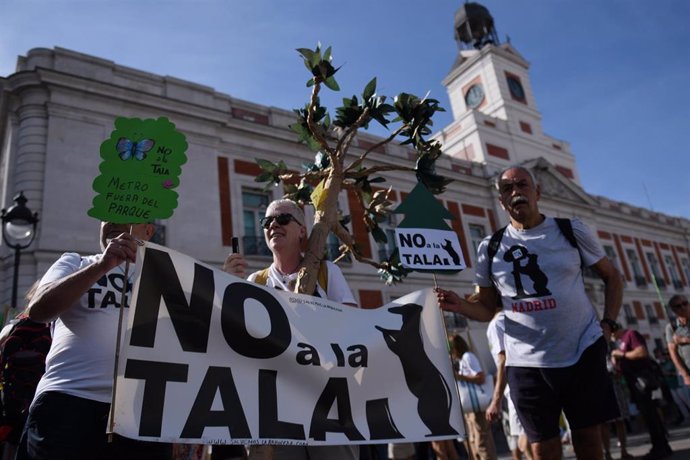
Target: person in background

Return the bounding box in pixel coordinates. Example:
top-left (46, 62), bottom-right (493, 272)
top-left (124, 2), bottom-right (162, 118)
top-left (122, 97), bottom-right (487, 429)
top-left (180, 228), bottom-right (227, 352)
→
top-left (451, 335), bottom-right (496, 460)
top-left (485, 310), bottom-right (531, 460)
top-left (611, 322), bottom-right (672, 460)
top-left (666, 295), bottom-right (690, 417)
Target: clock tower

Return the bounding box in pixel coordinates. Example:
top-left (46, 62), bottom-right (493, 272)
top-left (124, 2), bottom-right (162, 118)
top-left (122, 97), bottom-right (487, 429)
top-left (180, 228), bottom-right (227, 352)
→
top-left (436, 2), bottom-right (580, 184)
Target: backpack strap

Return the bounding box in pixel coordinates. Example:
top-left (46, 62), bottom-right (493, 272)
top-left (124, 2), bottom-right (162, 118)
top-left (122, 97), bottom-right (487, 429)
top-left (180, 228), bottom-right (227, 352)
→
top-left (554, 217), bottom-right (578, 249)
top-left (554, 217), bottom-right (585, 267)
top-left (254, 267), bottom-right (271, 286)
top-left (487, 226), bottom-right (508, 277)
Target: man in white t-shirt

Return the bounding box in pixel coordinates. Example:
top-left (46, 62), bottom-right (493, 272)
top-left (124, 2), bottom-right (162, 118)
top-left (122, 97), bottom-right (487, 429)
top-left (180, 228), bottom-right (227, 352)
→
top-left (17, 222), bottom-right (169, 460)
top-left (224, 199), bottom-right (358, 460)
top-left (486, 311), bottom-right (532, 460)
top-left (437, 166), bottom-right (623, 460)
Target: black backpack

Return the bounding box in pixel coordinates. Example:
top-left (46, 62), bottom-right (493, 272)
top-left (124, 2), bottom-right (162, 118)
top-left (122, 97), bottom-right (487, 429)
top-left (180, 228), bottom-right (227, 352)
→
top-left (0, 316), bottom-right (52, 444)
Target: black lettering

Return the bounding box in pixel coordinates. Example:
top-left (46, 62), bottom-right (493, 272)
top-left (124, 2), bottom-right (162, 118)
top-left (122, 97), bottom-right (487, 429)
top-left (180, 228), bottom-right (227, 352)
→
top-left (130, 247), bottom-right (215, 352)
top-left (309, 378), bottom-right (364, 441)
top-left (347, 345), bottom-right (368, 368)
top-left (258, 370), bottom-right (305, 440)
top-left (124, 359), bottom-right (188, 437)
top-left (221, 283), bottom-right (291, 359)
top-left (181, 367), bottom-right (250, 439)
top-left (398, 233), bottom-right (413, 248)
top-left (331, 343), bottom-right (345, 367)
top-left (100, 291), bottom-right (119, 309)
top-left (365, 398), bottom-right (404, 440)
top-left (296, 343), bottom-right (321, 366)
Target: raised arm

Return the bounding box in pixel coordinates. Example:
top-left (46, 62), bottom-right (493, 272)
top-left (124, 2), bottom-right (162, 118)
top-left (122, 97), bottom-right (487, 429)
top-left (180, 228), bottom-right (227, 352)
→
top-left (27, 232), bottom-right (139, 322)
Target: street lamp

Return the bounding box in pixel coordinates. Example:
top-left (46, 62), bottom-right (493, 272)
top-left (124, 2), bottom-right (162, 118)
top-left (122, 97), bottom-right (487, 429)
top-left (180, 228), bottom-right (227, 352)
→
top-left (1, 191), bottom-right (39, 310)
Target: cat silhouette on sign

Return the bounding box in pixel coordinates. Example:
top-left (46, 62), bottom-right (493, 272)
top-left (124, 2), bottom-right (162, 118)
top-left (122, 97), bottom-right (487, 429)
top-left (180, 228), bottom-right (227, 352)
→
top-left (376, 303), bottom-right (458, 436)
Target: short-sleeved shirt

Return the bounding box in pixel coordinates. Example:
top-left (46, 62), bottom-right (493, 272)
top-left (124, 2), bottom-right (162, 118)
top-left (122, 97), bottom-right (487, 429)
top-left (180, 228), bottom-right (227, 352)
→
top-left (475, 217), bottom-right (605, 368)
top-left (666, 318), bottom-right (690, 371)
top-left (617, 329), bottom-right (650, 377)
top-left (458, 351), bottom-right (483, 377)
top-left (34, 253), bottom-right (135, 403)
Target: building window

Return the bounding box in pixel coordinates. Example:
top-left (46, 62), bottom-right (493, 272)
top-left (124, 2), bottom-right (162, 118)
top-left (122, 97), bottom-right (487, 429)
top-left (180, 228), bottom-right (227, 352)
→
top-left (623, 304), bottom-right (637, 326)
top-left (646, 252), bottom-right (665, 289)
top-left (242, 189), bottom-right (271, 256)
top-left (626, 249), bottom-right (646, 287)
top-left (604, 246), bottom-right (620, 271)
top-left (682, 258), bottom-right (690, 287)
top-left (666, 255), bottom-right (683, 290)
top-left (377, 214), bottom-right (398, 262)
top-left (468, 224), bottom-right (486, 262)
top-left (645, 304), bottom-right (658, 325)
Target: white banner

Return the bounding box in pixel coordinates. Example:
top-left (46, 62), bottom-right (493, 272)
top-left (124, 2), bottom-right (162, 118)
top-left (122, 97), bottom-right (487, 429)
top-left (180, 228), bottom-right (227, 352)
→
top-left (112, 243), bottom-right (464, 445)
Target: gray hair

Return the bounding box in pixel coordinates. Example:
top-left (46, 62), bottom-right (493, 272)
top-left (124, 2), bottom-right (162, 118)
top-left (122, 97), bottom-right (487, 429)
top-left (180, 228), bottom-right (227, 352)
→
top-left (265, 199), bottom-right (305, 226)
top-left (494, 166), bottom-right (539, 190)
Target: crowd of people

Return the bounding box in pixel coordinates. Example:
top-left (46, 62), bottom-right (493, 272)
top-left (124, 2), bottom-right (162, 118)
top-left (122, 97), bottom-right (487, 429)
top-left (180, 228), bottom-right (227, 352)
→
top-left (0, 166), bottom-right (689, 460)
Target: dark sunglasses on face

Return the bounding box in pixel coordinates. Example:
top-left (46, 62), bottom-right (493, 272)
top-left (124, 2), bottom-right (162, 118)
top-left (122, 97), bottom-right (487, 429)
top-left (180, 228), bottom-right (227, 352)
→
top-left (671, 300), bottom-right (689, 309)
top-left (259, 213), bottom-right (299, 229)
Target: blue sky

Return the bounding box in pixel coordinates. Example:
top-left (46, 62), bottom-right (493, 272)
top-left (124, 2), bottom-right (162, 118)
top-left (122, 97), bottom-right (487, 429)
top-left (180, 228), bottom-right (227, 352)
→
top-left (2, 0), bottom-right (689, 218)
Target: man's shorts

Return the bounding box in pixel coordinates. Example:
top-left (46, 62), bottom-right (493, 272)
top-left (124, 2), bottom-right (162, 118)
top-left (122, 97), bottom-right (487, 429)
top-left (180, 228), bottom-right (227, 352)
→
top-left (506, 337), bottom-right (619, 443)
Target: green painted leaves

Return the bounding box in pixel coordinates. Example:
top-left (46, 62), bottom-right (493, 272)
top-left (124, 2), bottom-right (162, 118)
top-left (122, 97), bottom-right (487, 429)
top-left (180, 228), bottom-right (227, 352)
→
top-left (88, 117), bottom-right (188, 223)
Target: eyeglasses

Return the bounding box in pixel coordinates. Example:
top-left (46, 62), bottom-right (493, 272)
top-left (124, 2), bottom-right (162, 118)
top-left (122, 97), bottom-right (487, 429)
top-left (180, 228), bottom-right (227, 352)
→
top-left (671, 300), bottom-right (689, 309)
top-left (259, 213), bottom-right (299, 229)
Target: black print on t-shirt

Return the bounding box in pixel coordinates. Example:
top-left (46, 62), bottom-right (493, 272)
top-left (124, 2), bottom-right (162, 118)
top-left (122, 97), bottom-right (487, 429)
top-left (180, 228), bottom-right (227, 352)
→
top-left (87, 273), bottom-right (133, 309)
top-left (503, 245), bottom-right (551, 299)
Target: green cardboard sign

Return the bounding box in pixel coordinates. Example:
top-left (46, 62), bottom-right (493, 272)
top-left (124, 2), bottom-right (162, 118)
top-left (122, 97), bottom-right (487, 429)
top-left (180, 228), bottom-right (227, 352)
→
top-left (88, 117), bottom-right (188, 223)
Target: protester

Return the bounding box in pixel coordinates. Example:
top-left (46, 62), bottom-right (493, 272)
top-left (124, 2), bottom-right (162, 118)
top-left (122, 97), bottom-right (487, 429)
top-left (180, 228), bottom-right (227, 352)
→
top-left (451, 334), bottom-right (496, 460)
top-left (0, 282), bottom-right (50, 459)
top-left (611, 322), bottom-right (673, 459)
top-left (666, 295), bottom-right (690, 412)
top-left (600, 345), bottom-right (633, 460)
top-left (436, 166), bottom-right (623, 460)
top-left (485, 311), bottom-right (532, 460)
top-left (224, 199), bottom-right (358, 460)
top-left (16, 222), bottom-right (171, 460)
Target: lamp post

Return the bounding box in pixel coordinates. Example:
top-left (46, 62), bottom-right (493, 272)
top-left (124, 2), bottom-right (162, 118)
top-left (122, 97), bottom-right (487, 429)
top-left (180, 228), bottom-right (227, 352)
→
top-left (1, 191), bottom-right (39, 311)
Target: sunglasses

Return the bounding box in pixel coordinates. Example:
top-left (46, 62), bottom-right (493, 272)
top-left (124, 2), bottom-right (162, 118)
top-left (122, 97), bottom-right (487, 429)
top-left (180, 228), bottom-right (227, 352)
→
top-left (259, 213), bottom-right (299, 229)
top-left (671, 300), bottom-right (689, 309)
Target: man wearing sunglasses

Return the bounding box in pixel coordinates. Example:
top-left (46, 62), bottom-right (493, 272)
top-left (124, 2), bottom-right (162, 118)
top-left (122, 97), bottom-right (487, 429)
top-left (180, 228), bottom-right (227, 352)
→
top-left (223, 198), bottom-right (358, 460)
top-left (666, 295), bottom-right (690, 407)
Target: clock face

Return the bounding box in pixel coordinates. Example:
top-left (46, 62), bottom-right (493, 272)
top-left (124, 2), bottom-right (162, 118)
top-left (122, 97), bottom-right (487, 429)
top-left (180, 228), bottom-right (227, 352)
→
top-left (507, 76), bottom-right (526, 101)
top-left (465, 84), bottom-right (484, 109)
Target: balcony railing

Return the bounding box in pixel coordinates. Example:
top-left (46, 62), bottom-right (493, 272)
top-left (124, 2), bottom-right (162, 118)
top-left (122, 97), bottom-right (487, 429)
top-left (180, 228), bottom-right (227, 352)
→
top-left (673, 279), bottom-right (684, 290)
top-left (634, 276), bottom-right (647, 287)
top-left (625, 315), bottom-right (638, 326)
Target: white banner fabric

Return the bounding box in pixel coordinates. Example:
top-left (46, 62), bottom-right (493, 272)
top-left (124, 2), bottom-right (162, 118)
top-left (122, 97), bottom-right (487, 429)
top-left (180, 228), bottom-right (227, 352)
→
top-left (112, 243), bottom-right (464, 446)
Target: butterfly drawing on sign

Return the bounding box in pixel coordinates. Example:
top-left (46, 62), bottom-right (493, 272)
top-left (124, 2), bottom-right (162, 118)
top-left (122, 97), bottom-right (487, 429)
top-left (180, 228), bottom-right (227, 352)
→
top-left (116, 137), bottom-right (155, 161)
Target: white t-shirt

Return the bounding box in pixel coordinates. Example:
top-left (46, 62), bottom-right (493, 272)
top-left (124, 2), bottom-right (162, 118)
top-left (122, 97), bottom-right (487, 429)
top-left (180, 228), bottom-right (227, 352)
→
top-left (458, 351), bottom-right (483, 377)
top-left (475, 217), bottom-right (605, 368)
top-left (248, 260), bottom-right (356, 305)
top-left (34, 253), bottom-right (135, 403)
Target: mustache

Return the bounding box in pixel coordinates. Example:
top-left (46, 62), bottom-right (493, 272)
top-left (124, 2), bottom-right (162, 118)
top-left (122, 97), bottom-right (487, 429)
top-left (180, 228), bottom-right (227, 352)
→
top-left (510, 196), bottom-right (528, 206)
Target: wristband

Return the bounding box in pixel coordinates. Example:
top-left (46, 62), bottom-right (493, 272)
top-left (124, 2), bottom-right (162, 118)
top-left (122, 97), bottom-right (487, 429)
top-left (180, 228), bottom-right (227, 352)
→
top-left (600, 318), bottom-right (618, 331)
